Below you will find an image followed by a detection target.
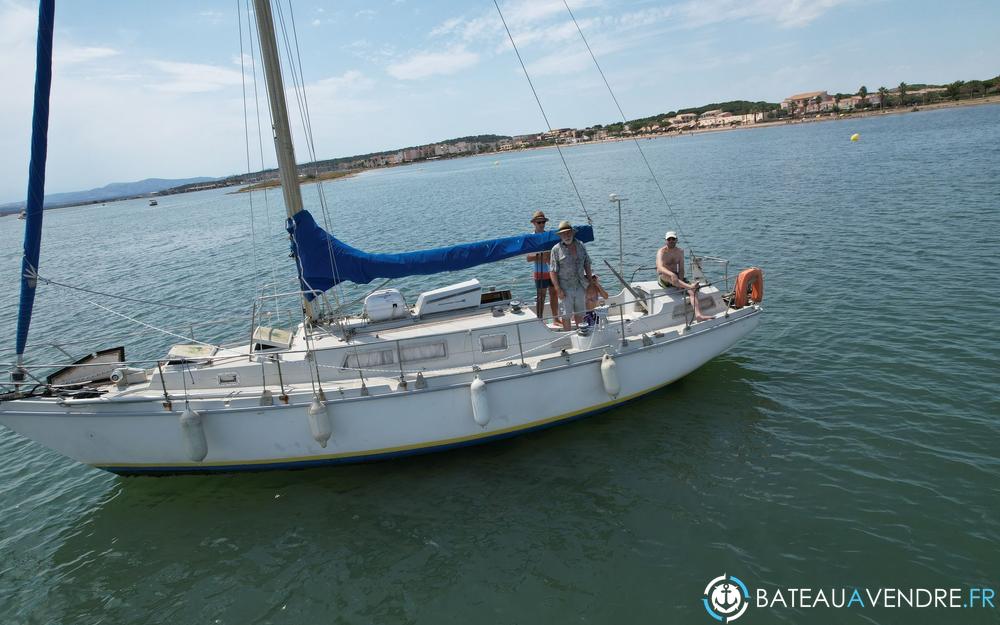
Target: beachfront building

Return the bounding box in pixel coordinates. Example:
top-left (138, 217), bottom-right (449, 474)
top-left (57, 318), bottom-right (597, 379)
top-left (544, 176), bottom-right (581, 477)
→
top-left (782, 90), bottom-right (835, 114)
top-left (667, 112), bottom-right (698, 129)
top-left (899, 87), bottom-right (947, 104)
top-left (363, 153), bottom-right (399, 168)
top-left (513, 134), bottom-right (540, 147)
top-left (696, 110), bottom-right (727, 127)
top-left (695, 110), bottom-right (765, 128)
top-left (838, 94), bottom-right (883, 110)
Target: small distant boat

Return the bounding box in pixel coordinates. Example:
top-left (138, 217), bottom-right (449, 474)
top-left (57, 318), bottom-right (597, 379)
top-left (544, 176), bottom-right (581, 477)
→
top-left (148, 199), bottom-right (158, 206)
top-left (17, 210), bottom-right (26, 220)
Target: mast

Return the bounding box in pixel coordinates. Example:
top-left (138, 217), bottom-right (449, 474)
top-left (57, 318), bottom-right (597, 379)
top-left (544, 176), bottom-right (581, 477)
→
top-left (251, 0), bottom-right (315, 320)
top-left (13, 0), bottom-right (55, 384)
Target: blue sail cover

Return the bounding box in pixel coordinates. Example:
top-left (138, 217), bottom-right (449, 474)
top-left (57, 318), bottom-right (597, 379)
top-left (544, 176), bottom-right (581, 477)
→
top-left (287, 210), bottom-right (594, 297)
top-left (15, 0), bottom-right (55, 358)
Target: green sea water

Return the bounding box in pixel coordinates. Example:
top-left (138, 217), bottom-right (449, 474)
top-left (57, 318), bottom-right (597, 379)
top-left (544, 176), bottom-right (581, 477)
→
top-left (1, 104), bottom-right (998, 624)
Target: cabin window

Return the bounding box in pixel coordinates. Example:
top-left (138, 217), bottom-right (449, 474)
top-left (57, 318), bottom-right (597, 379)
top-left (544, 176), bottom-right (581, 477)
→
top-left (400, 342), bottom-right (448, 363)
top-left (343, 349), bottom-right (394, 369)
top-left (479, 334), bottom-right (509, 353)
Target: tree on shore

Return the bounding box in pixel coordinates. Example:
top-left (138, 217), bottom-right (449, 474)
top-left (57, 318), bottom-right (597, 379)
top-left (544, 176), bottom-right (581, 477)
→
top-left (878, 86), bottom-right (889, 110)
top-left (946, 80), bottom-right (964, 100)
top-left (898, 82), bottom-right (908, 106)
top-left (858, 85), bottom-right (869, 109)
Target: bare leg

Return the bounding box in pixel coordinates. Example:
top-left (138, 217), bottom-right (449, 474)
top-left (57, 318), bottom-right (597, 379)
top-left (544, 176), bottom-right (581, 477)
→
top-left (687, 284), bottom-right (713, 322)
top-left (548, 286), bottom-right (559, 325)
top-left (666, 274), bottom-right (713, 322)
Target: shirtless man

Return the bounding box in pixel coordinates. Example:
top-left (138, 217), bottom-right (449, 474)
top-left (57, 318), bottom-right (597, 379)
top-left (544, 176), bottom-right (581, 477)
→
top-left (656, 231), bottom-right (713, 322)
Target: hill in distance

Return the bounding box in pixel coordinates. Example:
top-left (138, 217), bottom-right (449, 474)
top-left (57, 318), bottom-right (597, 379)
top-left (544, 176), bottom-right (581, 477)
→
top-left (0, 177), bottom-right (216, 213)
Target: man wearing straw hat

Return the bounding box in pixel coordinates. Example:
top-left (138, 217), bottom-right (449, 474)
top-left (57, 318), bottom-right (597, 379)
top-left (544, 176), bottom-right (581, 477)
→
top-left (549, 220), bottom-right (592, 330)
top-left (526, 210), bottom-right (559, 324)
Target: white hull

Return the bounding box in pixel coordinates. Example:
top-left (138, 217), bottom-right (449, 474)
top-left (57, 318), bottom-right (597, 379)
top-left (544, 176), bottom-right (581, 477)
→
top-left (0, 302), bottom-right (760, 474)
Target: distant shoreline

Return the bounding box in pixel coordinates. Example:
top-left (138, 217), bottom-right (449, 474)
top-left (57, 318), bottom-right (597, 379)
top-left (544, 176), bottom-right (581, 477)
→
top-left (4, 95), bottom-right (997, 216)
top-left (230, 170), bottom-right (357, 193)
top-left (502, 94), bottom-right (1000, 151)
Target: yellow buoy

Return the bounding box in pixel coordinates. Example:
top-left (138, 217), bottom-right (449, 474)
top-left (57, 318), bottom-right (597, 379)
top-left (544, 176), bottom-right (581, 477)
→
top-left (850, 133), bottom-right (860, 142)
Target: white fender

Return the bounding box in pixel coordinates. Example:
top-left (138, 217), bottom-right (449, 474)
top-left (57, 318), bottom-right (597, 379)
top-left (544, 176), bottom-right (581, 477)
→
top-left (179, 406), bottom-right (208, 462)
top-left (470, 376), bottom-right (490, 427)
top-left (600, 354), bottom-right (620, 397)
top-left (307, 396), bottom-right (332, 448)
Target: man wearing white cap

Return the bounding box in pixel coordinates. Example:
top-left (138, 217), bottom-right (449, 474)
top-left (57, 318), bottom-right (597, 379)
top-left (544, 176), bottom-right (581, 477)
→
top-left (656, 231), bottom-right (713, 322)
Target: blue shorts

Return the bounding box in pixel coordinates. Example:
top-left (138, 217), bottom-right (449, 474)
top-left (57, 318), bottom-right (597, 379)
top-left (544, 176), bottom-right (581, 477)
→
top-left (535, 278), bottom-right (553, 289)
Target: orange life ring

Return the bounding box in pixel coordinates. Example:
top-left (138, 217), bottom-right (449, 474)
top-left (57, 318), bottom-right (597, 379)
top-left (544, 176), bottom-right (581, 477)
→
top-left (733, 267), bottom-right (764, 308)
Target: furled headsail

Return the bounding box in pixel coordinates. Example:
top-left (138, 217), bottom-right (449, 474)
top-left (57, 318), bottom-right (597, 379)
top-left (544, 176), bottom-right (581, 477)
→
top-left (14, 0), bottom-right (55, 368)
top-left (287, 210), bottom-right (594, 296)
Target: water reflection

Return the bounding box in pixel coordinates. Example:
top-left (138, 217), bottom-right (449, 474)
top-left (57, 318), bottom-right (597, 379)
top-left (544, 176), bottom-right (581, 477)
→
top-left (35, 359), bottom-right (771, 624)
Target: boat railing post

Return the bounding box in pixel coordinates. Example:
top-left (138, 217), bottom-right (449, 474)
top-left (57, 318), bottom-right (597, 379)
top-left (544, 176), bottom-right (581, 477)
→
top-left (515, 321), bottom-right (526, 368)
top-left (156, 361), bottom-right (172, 411)
top-left (248, 300), bottom-right (257, 363)
top-left (274, 355), bottom-right (289, 403)
top-left (395, 340), bottom-right (407, 389)
top-left (617, 303), bottom-right (627, 347)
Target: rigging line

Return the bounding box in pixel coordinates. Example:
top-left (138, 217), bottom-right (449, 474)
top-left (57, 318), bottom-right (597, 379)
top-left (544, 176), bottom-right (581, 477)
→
top-left (28, 270), bottom-right (228, 313)
top-left (237, 0), bottom-right (262, 302)
top-left (560, 0), bottom-right (696, 254)
top-left (275, 1), bottom-right (345, 308)
top-left (273, 2), bottom-right (310, 160)
top-left (277, 1), bottom-right (316, 163)
top-left (493, 0), bottom-right (593, 226)
top-left (247, 0), bottom-right (283, 322)
top-left (285, 0), bottom-right (345, 305)
top-left (80, 297), bottom-right (248, 359)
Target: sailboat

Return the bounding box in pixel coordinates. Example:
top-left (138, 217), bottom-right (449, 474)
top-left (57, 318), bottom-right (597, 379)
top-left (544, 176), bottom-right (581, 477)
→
top-left (0, 1), bottom-right (763, 475)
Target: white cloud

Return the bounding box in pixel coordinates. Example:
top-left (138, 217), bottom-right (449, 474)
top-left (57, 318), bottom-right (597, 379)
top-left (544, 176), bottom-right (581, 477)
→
top-left (355, 9), bottom-right (376, 19)
top-left (56, 46), bottom-right (119, 65)
top-left (311, 70), bottom-right (375, 95)
top-left (148, 60), bottom-right (244, 93)
top-left (501, 0), bottom-right (601, 29)
top-left (676, 0), bottom-right (853, 29)
top-left (342, 39), bottom-right (397, 64)
top-left (429, 16), bottom-right (464, 38)
top-left (232, 52), bottom-right (253, 68)
top-left (198, 10), bottom-right (224, 25)
top-left (386, 47), bottom-right (480, 80)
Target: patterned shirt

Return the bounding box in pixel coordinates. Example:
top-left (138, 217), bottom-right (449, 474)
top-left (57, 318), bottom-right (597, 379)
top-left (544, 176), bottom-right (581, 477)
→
top-left (550, 239), bottom-right (591, 291)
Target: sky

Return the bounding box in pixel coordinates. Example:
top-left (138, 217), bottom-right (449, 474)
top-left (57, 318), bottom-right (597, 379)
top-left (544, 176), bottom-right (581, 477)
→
top-left (1, 0), bottom-right (998, 202)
